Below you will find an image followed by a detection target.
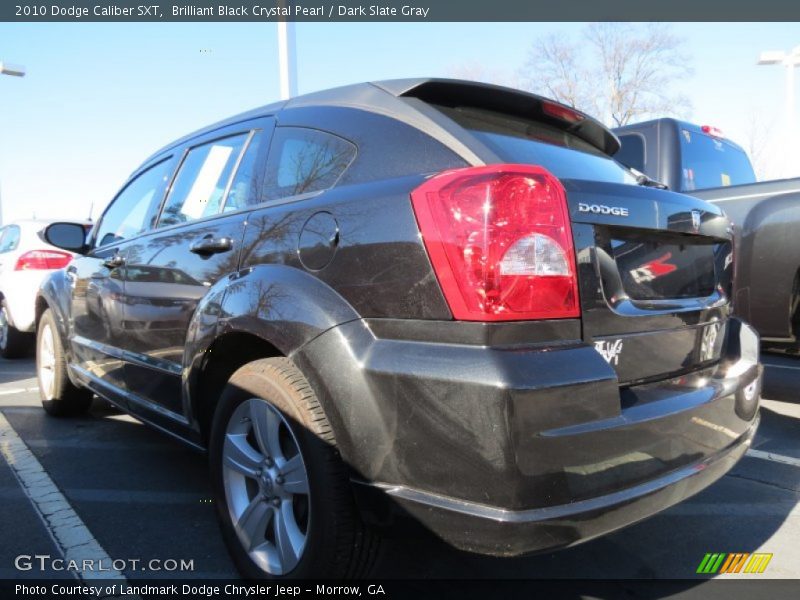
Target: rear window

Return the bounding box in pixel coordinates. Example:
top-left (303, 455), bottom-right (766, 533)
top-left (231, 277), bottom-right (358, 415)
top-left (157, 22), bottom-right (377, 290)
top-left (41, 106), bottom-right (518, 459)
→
top-left (616, 134), bottom-right (646, 172)
top-left (436, 106), bottom-right (637, 185)
top-left (679, 129), bottom-right (756, 191)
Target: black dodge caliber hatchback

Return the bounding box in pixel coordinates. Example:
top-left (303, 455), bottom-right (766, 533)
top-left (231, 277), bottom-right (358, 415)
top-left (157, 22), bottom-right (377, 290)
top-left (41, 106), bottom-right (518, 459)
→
top-left (37, 79), bottom-right (761, 579)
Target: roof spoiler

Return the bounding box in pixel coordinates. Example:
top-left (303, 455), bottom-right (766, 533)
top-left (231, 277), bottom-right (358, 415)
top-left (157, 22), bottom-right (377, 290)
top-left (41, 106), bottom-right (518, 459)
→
top-left (373, 78), bottom-right (620, 156)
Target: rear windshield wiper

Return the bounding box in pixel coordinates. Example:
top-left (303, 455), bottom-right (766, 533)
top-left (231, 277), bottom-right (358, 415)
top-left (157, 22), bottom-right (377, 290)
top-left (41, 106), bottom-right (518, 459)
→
top-left (629, 167), bottom-right (669, 190)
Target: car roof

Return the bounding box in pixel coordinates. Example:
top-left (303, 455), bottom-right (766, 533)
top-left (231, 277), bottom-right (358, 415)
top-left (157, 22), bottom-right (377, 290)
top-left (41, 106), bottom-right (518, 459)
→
top-left (137, 78), bottom-right (619, 172)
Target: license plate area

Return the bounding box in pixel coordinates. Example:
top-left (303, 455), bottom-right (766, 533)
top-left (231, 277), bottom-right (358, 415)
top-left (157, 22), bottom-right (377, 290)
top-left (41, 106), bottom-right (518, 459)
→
top-left (598, 227), bottom-right (727, 303)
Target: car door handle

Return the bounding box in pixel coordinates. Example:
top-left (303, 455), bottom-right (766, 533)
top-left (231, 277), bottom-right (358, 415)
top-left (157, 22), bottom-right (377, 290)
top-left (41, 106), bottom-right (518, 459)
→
top-left (102, 255), bottom-right (125, 269)
top-left (190, 236), bottom-right (233, 256)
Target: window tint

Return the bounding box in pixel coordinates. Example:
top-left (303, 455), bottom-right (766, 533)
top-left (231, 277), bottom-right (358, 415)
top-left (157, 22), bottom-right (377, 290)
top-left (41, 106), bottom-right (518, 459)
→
top-left (436, 105), bottom-right (638, 185)
top-left (95, 160), bottom-right (173, 248)
top-left (0, 225), bottom-right (20, 253)
top-left (158, 134), bottom-right (248, 228)
top-left (616, 134), bottom-right (646, 172)
top-left (679, 129), bottom-right (756, 191)
top-left (263, 128), bottom-right (356, 201)
top-left (223, 131), bottom-right (262, 213)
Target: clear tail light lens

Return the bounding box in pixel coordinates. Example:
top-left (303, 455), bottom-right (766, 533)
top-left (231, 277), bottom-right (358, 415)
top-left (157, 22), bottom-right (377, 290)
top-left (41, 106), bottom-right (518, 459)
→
top-left (15, 250), bottom-right (73, 271)
top-left (411, 164), bottom-right (579, 321)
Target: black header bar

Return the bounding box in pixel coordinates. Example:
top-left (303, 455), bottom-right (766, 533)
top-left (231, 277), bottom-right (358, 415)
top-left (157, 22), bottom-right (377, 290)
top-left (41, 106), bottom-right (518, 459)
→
top-left (3, 0), bottom-right (800, 22)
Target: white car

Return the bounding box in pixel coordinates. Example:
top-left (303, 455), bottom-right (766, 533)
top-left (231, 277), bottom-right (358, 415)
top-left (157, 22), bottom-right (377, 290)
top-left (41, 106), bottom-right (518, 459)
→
top-left (0, 219), bottom-right (88, 358)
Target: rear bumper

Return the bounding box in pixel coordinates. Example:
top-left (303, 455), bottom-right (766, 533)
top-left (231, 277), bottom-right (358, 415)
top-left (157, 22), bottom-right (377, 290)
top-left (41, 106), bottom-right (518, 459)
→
top-left (295, 316), bottom-right (761, 556)
top-left (357, 421), bottom-right (756, 555)
top-left (1, 270), bottom-right (51, 331)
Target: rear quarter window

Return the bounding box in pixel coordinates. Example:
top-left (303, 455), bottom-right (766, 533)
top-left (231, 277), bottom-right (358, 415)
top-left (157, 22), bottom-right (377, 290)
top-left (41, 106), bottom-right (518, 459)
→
top-left (616, 134), bottom-right (646, 173)
top-left (262, 127), bottom-right (356, 202)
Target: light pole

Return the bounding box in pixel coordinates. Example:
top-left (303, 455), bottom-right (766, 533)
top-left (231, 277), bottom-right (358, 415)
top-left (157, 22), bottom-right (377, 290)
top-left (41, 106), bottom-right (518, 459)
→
top-left (276, 1), bottom-right (297, 100)
top-left (0, 61), bottom-right (26, 226)
top-left (758, 46), bottom-right (800, 176)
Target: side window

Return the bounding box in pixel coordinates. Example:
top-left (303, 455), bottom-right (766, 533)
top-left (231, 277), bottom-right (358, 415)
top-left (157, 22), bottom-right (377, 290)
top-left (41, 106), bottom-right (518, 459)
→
top-left (223, 131), bottom-right (263, 213)
top-left (158, 134), bottom-right (248, 228)
top-left (263, 127), bottom-right (356, 202)
top-left (95, 159), bottom-right (173, 248)
top-left (0, 225), bottom-right (20, 253)
top-left (616, 134), bottom-right (646, 173)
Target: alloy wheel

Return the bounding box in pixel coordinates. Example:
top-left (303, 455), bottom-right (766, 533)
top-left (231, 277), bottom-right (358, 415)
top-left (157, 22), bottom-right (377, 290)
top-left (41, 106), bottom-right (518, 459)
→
top-left (0, 307), bottom-right (8, 350)
top-left (38, 322), bottom-right (56, 399)
top-left (222, 398), bottom-right (310, 575)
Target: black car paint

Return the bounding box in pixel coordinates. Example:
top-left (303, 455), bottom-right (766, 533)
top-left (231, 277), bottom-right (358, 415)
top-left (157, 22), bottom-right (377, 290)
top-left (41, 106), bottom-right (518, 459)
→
top-left (37, 79), bottom-right (760, 557)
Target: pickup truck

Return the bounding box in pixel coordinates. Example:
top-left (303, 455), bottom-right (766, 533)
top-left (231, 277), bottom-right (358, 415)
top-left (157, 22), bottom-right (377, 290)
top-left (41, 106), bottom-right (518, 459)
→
top-left (614, 118), bottom-right (800, 348)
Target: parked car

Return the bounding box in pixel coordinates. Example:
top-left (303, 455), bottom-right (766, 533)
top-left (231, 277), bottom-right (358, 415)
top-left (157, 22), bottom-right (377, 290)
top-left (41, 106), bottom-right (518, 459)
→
top-left (614, 118), bottom-right (800, 348)
top-left (36, 79), bottom-right (761, 580)
top-left (0, 219), bottom-right (87, 358)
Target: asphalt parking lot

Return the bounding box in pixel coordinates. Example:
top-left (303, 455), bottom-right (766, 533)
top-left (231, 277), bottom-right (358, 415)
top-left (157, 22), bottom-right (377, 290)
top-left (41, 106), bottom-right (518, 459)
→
top-left (0, 354), bottom-right (798, 584)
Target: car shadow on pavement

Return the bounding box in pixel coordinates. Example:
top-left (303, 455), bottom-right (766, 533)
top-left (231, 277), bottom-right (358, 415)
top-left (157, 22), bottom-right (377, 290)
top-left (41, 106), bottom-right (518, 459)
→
top-left (0, 362), bottom-right (798, 584)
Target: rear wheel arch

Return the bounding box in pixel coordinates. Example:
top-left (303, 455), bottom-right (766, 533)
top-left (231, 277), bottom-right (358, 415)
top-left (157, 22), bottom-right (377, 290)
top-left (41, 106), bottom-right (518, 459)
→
top-left (35, 295), bottom-right (50, 330)
top-left (740, 196), bottom-right (800, 338)
top-left (191, 331), bottom-right (284, 446)
top-left (185, 266), bottom-right (364, 453)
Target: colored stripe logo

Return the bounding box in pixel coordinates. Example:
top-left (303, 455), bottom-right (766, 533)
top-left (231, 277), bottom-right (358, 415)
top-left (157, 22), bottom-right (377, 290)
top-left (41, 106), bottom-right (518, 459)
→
top-left (696, 552), bottom-right (773, 574)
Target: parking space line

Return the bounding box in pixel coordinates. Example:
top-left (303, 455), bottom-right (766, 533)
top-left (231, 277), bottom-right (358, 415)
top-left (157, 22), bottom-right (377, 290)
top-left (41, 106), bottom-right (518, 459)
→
top-left (0, 388), bottom-right (27, 395)
top-left (0, 412), bottom-right (125, 582)
top-left (746, 448), bottom-right (800, 468)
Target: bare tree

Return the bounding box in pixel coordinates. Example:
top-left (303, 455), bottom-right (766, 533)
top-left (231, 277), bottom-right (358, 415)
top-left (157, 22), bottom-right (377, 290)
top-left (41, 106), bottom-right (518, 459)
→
top-left (742, 109), bottom-right (774, 181)
top-left (520, 23), bottom-right (692, 126)
top-left (519, 33), bottom-right (597, 114)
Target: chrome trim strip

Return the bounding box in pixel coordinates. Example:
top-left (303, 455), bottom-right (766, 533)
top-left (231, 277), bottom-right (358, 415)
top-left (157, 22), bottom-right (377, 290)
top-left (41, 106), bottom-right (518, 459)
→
top-left (355, 426), bottom-right (755, 524)
top-left (71, 335), bottom-right (181, 377)
top-left (70, 364), bottom-right (189, 426)
top-left (704, 188), bottom-right (800, 203)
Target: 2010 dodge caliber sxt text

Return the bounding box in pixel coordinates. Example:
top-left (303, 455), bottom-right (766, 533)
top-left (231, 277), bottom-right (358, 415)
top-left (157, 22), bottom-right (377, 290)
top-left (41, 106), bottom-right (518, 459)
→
top-left (35, 79), bottom-right (762, 579)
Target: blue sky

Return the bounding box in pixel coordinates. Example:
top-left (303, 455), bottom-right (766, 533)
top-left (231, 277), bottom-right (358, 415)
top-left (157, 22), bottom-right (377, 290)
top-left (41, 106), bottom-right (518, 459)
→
top-left (0, 22), bottom-right (798, 223)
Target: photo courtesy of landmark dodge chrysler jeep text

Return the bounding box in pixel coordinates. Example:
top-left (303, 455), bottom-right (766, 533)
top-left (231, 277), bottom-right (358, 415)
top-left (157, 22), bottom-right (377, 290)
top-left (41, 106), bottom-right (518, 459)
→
top-left (35, 79), bottom-right (762, 580)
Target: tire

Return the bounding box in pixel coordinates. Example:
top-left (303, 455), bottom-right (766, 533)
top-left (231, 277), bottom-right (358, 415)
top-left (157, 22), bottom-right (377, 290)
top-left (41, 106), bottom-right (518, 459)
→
top-left (37, 309), bottom-right (92, 417)
top-left (0, 301), bottom-right (33, 359)
top-left (209, 358), bottom-right (379, 579)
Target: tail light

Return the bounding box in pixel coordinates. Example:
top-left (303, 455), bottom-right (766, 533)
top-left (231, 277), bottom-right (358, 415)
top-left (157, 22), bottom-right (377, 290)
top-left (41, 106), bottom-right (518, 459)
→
top-left (701, 125), bottom-right (725, 139)
top-left (541, 101), bottom-right (585, 124)
top-left (410, 164), bottom-right (579, 321)
top-left (15, 250), bottom-right (73, 271)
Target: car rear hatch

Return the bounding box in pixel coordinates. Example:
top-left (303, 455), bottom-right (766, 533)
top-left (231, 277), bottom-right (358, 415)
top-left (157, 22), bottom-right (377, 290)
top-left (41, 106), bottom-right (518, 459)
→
top-left (407, 85), bottom-right (734, 386)
top-left (566, 179), bottom-right (733, 385)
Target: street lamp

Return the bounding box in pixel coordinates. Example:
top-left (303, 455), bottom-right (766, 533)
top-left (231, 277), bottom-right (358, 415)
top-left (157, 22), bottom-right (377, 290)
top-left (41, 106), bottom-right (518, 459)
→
top-left (0, 62), bottom-right (26, 77)
top-left (276, 0), bottom-right (297, 100)
top-left (758, 46), bottom-right (800, 169)
top-left (0, 61), bottom-right (25, 225)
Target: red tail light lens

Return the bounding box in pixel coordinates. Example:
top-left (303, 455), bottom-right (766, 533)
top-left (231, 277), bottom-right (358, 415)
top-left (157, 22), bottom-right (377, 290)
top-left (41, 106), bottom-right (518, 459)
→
top-left (701, 125), bottom-right (725, 139)
top-left (411, 164), bottom-right (580, 321)
top-left (15, 250), bottom-right (73, 271)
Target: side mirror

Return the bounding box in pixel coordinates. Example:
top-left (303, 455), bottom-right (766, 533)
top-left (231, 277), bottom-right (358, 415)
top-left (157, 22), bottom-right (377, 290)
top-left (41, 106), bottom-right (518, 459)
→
top-left (43, 222), bottom-right (88, 254)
